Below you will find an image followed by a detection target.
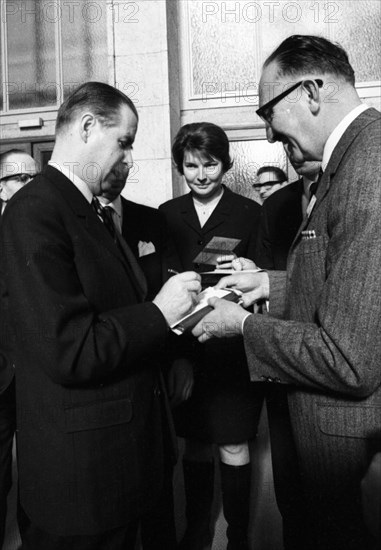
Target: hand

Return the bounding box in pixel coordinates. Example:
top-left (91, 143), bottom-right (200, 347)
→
top-left (153, 271), bottom-right (201, 327)
top-left (192, 297), bottom-right (248, 343)
top-left (215, 254), bottom-right (237, 269)
top-left (167, 358), bottom-right (194, 407)
top-left (231, 257), bottom-right (258, 271)
top-left (215, 271), bottom-right (269, 307)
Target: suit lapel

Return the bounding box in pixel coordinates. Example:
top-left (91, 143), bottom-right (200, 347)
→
top-left (289, 109), bottom-right (381, 252)
top-left (45, 166), bottom-right (146, 300)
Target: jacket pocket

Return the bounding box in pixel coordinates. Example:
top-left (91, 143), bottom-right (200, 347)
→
top-left (317, 403), bottom-right (381, 439)
top-left (64, 397), bottom-right (133, 433)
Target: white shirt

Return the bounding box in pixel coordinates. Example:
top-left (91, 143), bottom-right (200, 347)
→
top-left (322, 104), bottom-right (369, 171)
top-left (193, 187), bottom-right (224, 228)
top-left (48, 161), bottom-right (92, 204)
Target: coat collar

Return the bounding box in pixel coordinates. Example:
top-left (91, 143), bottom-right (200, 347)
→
top-left (180, 185), bottom-right (234, 234)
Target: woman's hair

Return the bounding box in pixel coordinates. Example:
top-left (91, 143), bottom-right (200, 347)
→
top-left (172, 122), bottom-right (233, 175)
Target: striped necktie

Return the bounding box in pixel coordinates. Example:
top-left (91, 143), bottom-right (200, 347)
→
top-left (92, 197), bottom-right (147, 300)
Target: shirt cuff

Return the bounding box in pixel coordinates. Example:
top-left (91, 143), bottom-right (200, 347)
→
top-left (241, 312), bottom-right (252, 335)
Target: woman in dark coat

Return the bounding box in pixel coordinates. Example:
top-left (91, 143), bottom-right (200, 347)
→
top-left (159, 123), bottom-right (263, 550)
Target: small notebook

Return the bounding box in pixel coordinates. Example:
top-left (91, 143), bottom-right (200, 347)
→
top-left (170, 287), bottom-right (242, 335)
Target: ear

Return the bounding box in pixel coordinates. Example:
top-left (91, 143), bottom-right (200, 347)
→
top-left (302, 79), bottom-right (322, 114)
top-left (79, 113), bottom-right (97, 143)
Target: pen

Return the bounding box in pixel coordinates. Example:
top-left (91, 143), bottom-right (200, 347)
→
top-left (168, 269), bottom-right (179, 275)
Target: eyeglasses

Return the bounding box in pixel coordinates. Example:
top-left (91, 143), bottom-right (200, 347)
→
top-left (0, 173), bottom-right (37, 184)
top-left (252, 180), bottom-right (285, 188)
top-left (256, 79), bottom-right (323, 124)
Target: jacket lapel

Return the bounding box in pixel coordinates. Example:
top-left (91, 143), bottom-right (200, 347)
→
top-left (289, 108), bottom-right (381, 251)
top-left (180, 193), bottom-right (203, 235)
top-left (45, 166), bottom-right (145, 299)
top-left (202, 186), bottom-right (232, 234)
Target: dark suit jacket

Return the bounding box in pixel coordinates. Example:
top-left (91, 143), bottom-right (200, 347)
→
top-left (256, 179), bottom-right (303, 270)
top-left (0, 166), bottom-right (170, 536)
top-left (159, 185), bottom-right (260, 272)
top-left (121, 197), bottom-right (169, 300)
top-left (0, 217), bottom-right (15, 395)
top-left (243, 109), bottom-right (381, 544)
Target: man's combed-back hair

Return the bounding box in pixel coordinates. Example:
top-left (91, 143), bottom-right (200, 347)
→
top-left (172, 122), bottom-right (233, 175)
top-left (55, 82), bottom-right (138, 134)
top-left (264, 35), bottom-right (355, 85)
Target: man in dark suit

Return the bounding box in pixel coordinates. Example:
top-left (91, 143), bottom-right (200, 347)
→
top-left (255, 160), bottom-right (320, 550)
top-left (0, 82), bottom-right (201, 550)
top-left (98, 168), bottom-right (177, 549)
top-left (0, 149), bottom-right (38, 547)
top-left (193, 35), bottom-right (381, 550)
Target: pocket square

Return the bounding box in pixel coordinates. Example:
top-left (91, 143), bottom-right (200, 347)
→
top-left (301, 230), bottom-right (317, 240)
top-left (138, 240), bottom-right (156, 257)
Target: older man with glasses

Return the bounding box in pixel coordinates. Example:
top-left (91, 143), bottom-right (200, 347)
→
top-left (0, 149), bottom-right (38, 213)
top-left (193, 35), bottom-right (381, 550)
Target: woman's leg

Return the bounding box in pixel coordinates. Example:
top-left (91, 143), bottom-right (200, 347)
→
top-left (219, 442), bottom-right (251, 550)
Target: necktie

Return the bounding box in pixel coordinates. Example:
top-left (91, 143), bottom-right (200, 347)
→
top-left (309, 168), bottom-right (323, 200)
top-left (92, 197), bottom-right (147, 300)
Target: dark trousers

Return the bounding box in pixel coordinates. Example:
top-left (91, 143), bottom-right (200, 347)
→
top-left (266, 385), bottom-right (308, 550)
top-left (19, 506), bottom-right (139, 550)
top-left (0, 378), bottom-right (16, 547)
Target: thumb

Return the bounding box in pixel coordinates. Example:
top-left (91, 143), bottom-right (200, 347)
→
top-left (207, 296), bottom-right (222, 308)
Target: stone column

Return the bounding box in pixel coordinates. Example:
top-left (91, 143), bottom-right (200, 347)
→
top-left (112, 0), bottom-right (181, 207)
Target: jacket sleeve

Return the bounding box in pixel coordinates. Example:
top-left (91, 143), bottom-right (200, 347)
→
top-left (244, 121), bottom-right (381, 399)
top-left (1, 193), bottom-right (168, 386)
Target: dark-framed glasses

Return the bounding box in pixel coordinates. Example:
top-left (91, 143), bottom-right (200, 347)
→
top-left (256, 79), bottom-right (323, 124)
top-left (0, 173), bottom-right (37, 184)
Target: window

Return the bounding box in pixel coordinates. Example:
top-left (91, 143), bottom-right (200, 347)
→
top-left (0, 0), bottom-right (109, 115)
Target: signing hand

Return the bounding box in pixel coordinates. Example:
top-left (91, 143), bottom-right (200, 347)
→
top-left (167, 358), bottom-right (194, 407)
top-left (192, 297), bottom-right (248, 343)
top-left (215, 271), bottom-right (269, 307)
top-left (153, 271), bottom-right (201, 327)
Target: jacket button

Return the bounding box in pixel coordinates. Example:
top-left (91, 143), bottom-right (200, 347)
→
top-left (198, 240), bottom-right (204, 245)
top-left (195, 263), bottom-right (200, 269)
top-left (154, 387), bottom-right (161, 397)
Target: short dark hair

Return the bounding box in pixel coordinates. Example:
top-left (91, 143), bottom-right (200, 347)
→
top-left (264, 35), bottom-right (355, 86)
top-left (256, 166), bottom-right (287, 182)
top-left (55, 82), bottom-right (138, 134)
top-left (172, 122), bottom-right (233, 175)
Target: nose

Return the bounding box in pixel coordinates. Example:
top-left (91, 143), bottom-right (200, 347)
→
top-left (123, 149), bottom-right (133, 167)
top-left (197, 166), bottom-right (207, 183)
top-left (266, 124), bottom-right (276, 143)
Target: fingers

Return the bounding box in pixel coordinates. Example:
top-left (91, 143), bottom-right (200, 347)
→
top-left (176, 271), bottom-right (201, 282)
top-left (215, 275), bottom-right (238, 289)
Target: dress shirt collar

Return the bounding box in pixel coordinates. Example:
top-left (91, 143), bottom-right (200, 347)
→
top-left (98, 194), bottom-right (122, 218)
top-left (48, 161), bottom-right (93, 204)
top-left (322, 104), bottom-right (369, 171)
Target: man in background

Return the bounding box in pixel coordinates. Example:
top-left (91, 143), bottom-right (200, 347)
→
top-left (0, 149), bottom-right (37, 547)
top-left (253, 165), bottom-right (287, 203)
top-left (255, 159), bottom-right (321, 549)
top-left (0, 149), bottom-right (38, 213)
top-left (256, 159), bottom-right (321, 269)
top-left (99, 166), bottom-right (177, 549)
